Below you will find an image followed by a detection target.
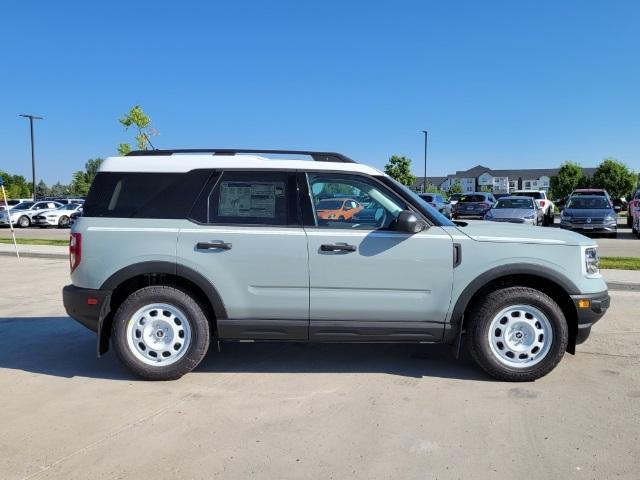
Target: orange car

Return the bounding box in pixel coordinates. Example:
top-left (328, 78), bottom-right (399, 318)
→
top-left (316, 198), bottom-right (364, 220)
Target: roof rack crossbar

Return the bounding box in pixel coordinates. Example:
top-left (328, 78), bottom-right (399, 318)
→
top-left (125, 149), bottom-right (356, 163)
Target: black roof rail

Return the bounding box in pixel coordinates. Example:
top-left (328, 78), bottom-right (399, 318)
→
top-left (125, 149), bottom-right (356, 163)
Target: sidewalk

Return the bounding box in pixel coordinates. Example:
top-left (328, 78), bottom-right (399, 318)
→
top-left (1, 243), bottom-right (639, 291)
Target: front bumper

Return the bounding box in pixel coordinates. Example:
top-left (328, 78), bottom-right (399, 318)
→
top-left (63, 285), bottom-right (111, 335)
top-left (570, 290), bottom-right (610, 344)
top-left (560, 222), bottom-right (617, 234)
top-left (33, 218), bottom-right (58, 226)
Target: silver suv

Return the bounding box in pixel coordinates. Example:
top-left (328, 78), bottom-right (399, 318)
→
top-left (63, 149), bottom-right (610, 381)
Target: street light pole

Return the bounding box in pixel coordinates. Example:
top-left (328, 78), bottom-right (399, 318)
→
top-left (19, 114), bottom-right (43, 201)
top-left (422, 130), bottom-right (428, 193)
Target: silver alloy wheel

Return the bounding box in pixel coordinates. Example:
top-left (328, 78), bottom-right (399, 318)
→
top-left (488, 304), bottom-right (553, 368)
top-left (18, 216), bottom-right (29, 227)
top-left (59, 216), bottom-right (69, 227)
top-left (126, 303), bottom-right (192, 367)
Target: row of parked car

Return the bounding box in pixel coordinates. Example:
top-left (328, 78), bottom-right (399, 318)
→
top-left (0, 198), bottom-right (84, 228)
top-left (418, 187), bottom-right (631, 238)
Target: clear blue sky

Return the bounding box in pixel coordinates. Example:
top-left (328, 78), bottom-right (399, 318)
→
top-left (1, 0), bottom-right (638, 184)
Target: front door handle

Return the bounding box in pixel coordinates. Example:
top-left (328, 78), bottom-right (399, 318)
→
top-left (320, 243), bottom-right (357, 252)
top-left (196, 241), bottom-right (232, 250)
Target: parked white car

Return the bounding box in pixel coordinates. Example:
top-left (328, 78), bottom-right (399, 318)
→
top-left (33, 203), bottom-right (83, 228)
top-left (0, 200), bottom-right (62, 227)
top-left (0, 198), bottom-right (32, 212)
top-left (511, 190), bottom-right (555, 226)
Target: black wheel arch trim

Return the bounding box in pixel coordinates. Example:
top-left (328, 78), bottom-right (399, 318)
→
top-left (100, 261), bottom-right (228, 321)
top-left (448, 263), bottom-right (580, 354)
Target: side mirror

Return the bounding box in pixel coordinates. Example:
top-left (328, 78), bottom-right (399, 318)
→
top-left (395, 210), bottom-right (426, 233)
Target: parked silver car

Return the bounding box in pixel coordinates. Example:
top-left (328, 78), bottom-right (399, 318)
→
top-left (484, 196), bottom-right (543, 226)
top-left (418, 193), bottom-right (452, 218)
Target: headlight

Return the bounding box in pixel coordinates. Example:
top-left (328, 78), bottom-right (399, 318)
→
top-left (585, 247), bottom-right (599, 275)
top-left (524, 213), bottom-right (535, 219)
top-left (604, 215), bottom-right (616, 222)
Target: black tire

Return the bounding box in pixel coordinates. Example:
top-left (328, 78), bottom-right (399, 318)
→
top-left (111, 285), bottom-right (211, 380)
top-left (627, 215), bottom-right (633, 228)
top-left (18, 215), bottom-right (30, 228)
top-left (467, 286), bottom-right (568, 382)
top-left (58, 215), bottom-right (70, 228)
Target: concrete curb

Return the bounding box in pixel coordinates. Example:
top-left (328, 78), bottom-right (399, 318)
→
top-left (606, 281), bottom-right (640, 292)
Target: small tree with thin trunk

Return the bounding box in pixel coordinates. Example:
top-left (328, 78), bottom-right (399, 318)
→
top-left (117, 105), bottom-right (158, 155)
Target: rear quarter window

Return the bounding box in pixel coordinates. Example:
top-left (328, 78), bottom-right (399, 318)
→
top-left (83, 170), bottom-right (214, 218)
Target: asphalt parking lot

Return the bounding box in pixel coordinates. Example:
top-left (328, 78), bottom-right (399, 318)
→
top-left (1, 257), bottom-right (639, 479)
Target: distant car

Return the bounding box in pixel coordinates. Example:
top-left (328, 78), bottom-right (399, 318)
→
top-left (493, 193), bottom-right (510, 200)
top-left (33, 203), bottom-right (83, 228)
top-left (0, 199), bottom-right (29, 212)
top-left (627, 189), bottom-right (639, 229)
top-left (418, 193), bottom-right (452, 218)
top-left (560, 195), bottom-right (617, 237)
top-left (511, 190), bottom-right (555, 226)
top-left (315, 198), bottom-right (363, 221)
top-left (484, 196), bottom-right (543, 226)
top-left (452, 192), bottom-right (496, 220)
top-left (0, 200), bottom-right (63, 227)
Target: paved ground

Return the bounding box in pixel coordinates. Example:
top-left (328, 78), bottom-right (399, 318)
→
top-left (1, 257), bottom-right (639, 479)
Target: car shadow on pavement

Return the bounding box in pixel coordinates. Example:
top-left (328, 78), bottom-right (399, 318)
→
top-left (196, 342), bottom-right (490, 381)
top-left (0, 316), bottom-right (492, 382)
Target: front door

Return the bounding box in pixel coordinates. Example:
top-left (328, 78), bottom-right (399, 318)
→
top-left (177, 170), bottom-right (309, 340)
top-left (303, 172), bottom-right (454, 341)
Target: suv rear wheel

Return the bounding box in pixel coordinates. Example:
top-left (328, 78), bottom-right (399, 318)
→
top-left (467, 286), bottom-right (568, 381)
top-left (112, 286), bottom-right (210, 380)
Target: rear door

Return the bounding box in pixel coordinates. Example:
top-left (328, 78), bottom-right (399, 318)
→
top-left (177, 170), bottom-right (310, 340)
top-left (302, 172), bottom-right (454, 341)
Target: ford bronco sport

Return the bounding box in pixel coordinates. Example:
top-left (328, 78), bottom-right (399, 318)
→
top-left (62, 149), bottom-right (610, 381)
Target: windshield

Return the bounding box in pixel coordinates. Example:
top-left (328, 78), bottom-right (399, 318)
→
top-left (13, 202), bottom-right (34, 210)
top-left (316, 200), bottom-right (344, 210)
top-left (495, 198), bottom-right (534, 209)
top-left (567, 196), bottom-right (611, 209)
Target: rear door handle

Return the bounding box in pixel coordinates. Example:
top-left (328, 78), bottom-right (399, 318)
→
top-left (196, 241), bottom-right (232, 250)
top-left (320, 243), bottom-right (357, 252)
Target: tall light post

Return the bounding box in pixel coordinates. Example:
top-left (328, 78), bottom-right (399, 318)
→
top-left (422, 130), bottom-right (428, 193)
top-left (19, 114), bottom-right (43, 201)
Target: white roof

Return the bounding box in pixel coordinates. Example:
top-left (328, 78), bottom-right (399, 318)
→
top-left (100, 154), bottom-right (384, 176)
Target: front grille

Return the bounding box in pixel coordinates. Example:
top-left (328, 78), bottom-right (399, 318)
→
top-left (570, 218), bottom-right (605, 224)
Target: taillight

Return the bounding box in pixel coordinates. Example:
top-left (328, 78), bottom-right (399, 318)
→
top-left (70, 233), bottom-right (82, 272)
top-left (481, 202), bottom-right (492, 208)
top-left (539, 200), bottom-right (546, 207)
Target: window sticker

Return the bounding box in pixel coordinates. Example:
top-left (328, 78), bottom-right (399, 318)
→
top-left (218, 181), bottom-right (284, 218)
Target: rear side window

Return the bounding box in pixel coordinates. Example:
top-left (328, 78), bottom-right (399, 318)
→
top-left (191, 170), bottom-right (298, 226)
top-left (83, 170), bottom-right (213, 218)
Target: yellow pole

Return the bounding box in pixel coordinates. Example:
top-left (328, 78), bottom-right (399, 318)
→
top-left (1, 185), bottom-right (19, 258)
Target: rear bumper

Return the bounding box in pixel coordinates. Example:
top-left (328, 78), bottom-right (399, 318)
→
top-left (63, 285), bottom-right (111, 334)
top-left (570, 290), bottom-right (610, 344)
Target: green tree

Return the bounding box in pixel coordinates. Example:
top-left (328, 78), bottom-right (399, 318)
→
top-left (591, 158), bottom-right (637, 200)
top-left (118, 105), bottom-right (157, 155)
top-left (447, 179), bottom-right (463, 196)
top-left (479, 185), bottom-right (493, 193)
top-left (384, 155), bottom-right (416, 187)
top-left (548, 161), bottom-right (587, 200)
top-left (36, 180), bottom-right (49, 198)
top-left (69, 158), bottom-right (103, 196)
top-left (50, 181), bottom-right (68, 197)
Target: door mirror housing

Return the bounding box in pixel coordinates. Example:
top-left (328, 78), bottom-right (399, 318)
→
top-left (395, 210), bottom-right (426, 233)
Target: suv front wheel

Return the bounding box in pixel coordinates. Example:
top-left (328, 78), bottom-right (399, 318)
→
top-left (467, 286), bottom-right (568, 381)
top-left (112, 286), bottom-right (211, 380)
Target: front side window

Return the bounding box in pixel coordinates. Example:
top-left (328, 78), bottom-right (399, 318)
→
top-left (307, 173), bottom-right (406, 230)
top-left (202, 170), bottom-right (297, 226)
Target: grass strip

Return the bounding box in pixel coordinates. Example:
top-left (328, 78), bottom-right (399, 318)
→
top-left (600, 257), bottom-right (640, 271)
top-left (0, 237), bottom-right (68, 246)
